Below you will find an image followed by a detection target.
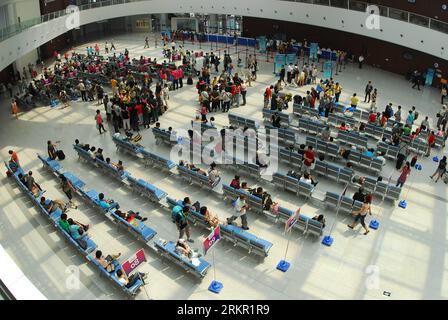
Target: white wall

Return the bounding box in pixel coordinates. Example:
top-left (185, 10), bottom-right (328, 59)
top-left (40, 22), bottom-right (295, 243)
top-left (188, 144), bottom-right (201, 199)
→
top-left (1, 0), bottom-right (448, 72)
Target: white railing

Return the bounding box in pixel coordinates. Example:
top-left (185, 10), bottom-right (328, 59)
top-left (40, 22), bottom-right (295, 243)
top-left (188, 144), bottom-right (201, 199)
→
top-left (0, 0), bottom-right (447, 42)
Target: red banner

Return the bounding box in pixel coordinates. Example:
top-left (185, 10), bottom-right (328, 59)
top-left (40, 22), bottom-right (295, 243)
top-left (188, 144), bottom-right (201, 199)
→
top-left (121, 248), bottom-right (146, 275)
top-left (203, 226), bottom-right (221, 256)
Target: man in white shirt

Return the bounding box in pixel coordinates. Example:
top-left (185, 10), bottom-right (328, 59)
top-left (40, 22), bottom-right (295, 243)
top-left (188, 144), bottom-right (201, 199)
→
top-left (227, 195), bottom-right (249, 230)
top-left (287, 63), bottom-right (294, 84)
top-left (358, 55), bottom-right (365, 69)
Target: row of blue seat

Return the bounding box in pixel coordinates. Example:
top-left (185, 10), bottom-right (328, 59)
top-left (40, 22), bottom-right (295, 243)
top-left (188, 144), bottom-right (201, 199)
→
top-left (39, 154), bottom-right (213, 280)
top-left (262, 109), bottom-right (291, 127)
top-left (36, 156), bottom-right (150, 295)
top-left (305, 136), bottom-right (383, 175)
top-left (112, 134), bottom-right (176, 172)
top-left (228, 113), bottom-right (260, 130)
top-left (8, 159), bottom-right (146, 295)
top-left (177, 165), bottom-right (221, 190)
top-left (166, 197), bottom-right (273, 257)
top-left (73, 145), bottom-right (167, 203)
top-left (93, 138), bottom-right (278, 260)
top-left (4, 161), bottom-right (98, 257)
top-left (152, 128), bottom-right (178, 147)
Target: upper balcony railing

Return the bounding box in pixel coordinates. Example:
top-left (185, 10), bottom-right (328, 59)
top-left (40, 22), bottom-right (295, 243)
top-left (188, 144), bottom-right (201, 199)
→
top-left (0, 0), bottom-right (447, 42)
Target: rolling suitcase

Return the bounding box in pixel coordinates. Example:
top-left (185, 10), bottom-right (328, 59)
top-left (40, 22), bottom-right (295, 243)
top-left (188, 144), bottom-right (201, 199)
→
top-left (410, 155), bottom-right (417, 167)
top-left (396, 153), bottom-right (406, 170)
top-left (57, 150), bottom-right (66, 160)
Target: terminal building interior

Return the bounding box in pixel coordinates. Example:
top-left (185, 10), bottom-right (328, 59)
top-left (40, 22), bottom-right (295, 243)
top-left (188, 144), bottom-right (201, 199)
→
top-left (0, 0), bottom-right (448, 300)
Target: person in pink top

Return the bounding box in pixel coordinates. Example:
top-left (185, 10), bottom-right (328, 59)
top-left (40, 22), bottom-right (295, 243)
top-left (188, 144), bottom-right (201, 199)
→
top-left (95, 110), bottom-right (107, 134)
top-left (178, 67), bottom-right (184, 88)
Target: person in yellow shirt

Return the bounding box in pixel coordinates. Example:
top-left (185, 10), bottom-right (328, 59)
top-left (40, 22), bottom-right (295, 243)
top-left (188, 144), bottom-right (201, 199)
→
top-left (350, 93), bottom-right (359, 109)
top-left (110, 78), bottom-right (118, 96)
top-left (334, 82), bottom-right (342, 102)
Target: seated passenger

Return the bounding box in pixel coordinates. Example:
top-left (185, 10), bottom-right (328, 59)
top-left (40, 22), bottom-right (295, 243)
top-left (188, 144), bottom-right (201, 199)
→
top-left (182, 197), bottom-right (192, 207)
top-left (175, 238), bottom-right (201, 259)
top-left (339, 147), bottom-right (351, 160)
top-left (358, 122), bottom-right (366, 133)
top-left (251, 187), bottom-right (264, 199)
top-left (199, 206), bottom-right (219, 228)
top-left (240, 182), bottom-right (250, 191)
top-left (363, 148), bottom-right (375, 158)
top-left (339, 121), bottom-right (349, 131)
top-left (116, 268), bottom-right (147, 289)
top-left (287, 170), bottom-right (302, 180)
top-left (95, 250), bottom-right (121, 273)
top-left (68, 218), bottom-right (89, 247)
top-left (271, 113), bottom-right (281, 128)
top-left (74, 139), bottom-right (90, 151)
top-left (300, 173), bottom-right (318, 187)
top-left (376, 151), bottom-right (387, 166)
top-left (230, 175), bottom-right (241, 189)
top-left (312, 214), bottom-right (326, 228)
top-left (40, 197), bottom-right (66, 214)
top-left (59, 213), bottom-right (89, 234)
top-left (94, 148), bottom-right (105, 162)
top-left (98, 193), bottom-right (114, 210)
top-left (208, 162), bottom-right (220, 184)
top-left (115, 209), bottom-right (148, 225)
top-left (88, 146), bottom-right (96, 159)
top-left (368, 112), bottom-right (377, 124)
top-left (321, 126), bottom-right (331, 141)
top-left (24, 171), bottom-right (43, 196)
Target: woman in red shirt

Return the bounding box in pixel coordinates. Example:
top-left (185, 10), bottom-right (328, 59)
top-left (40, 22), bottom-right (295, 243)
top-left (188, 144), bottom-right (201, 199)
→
top-left (339, 122), bottom-right (348, 131)
top-left (426, 131), bottom-right (436, 157)
top-left (135, 103), bottom-right (143, 126)
top-left (95, 110), bottom-right (106, 134)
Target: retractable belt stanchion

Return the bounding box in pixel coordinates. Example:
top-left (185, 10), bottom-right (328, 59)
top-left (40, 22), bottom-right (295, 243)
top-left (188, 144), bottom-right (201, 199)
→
top-left (277, 208), bottom-right (301, 272)
top-left (322, 184), bottom-right (349, 246)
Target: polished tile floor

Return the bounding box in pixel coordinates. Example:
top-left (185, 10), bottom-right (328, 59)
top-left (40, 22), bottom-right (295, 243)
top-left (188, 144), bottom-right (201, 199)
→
top-left (0, 33), bottom-right (447, 300)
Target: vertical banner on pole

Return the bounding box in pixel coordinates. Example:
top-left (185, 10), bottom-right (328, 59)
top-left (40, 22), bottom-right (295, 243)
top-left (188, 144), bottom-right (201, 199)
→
top-left (204, 226), bottom-right (223, 294)
top-left (309, 43), bottom-right (318, 62)
top-left (277, 208), bottom-right (301, 272)
top-left (323, 61), bottom-right (333, 80)
top-left (122, 248), bottom-right (146, 275)
top-left (274, 54), bottom-right (286, 75)
top-left (258, 36), bottom-right (267, 53)
top-left (425, 68), bottom-right (435, 86)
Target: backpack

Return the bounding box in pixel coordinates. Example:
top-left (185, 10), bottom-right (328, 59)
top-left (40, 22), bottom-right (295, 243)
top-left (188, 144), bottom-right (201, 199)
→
top-left (414, 111), bottom-right (419, 120)
top-left (171, 205), bottom-right (182, 222)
